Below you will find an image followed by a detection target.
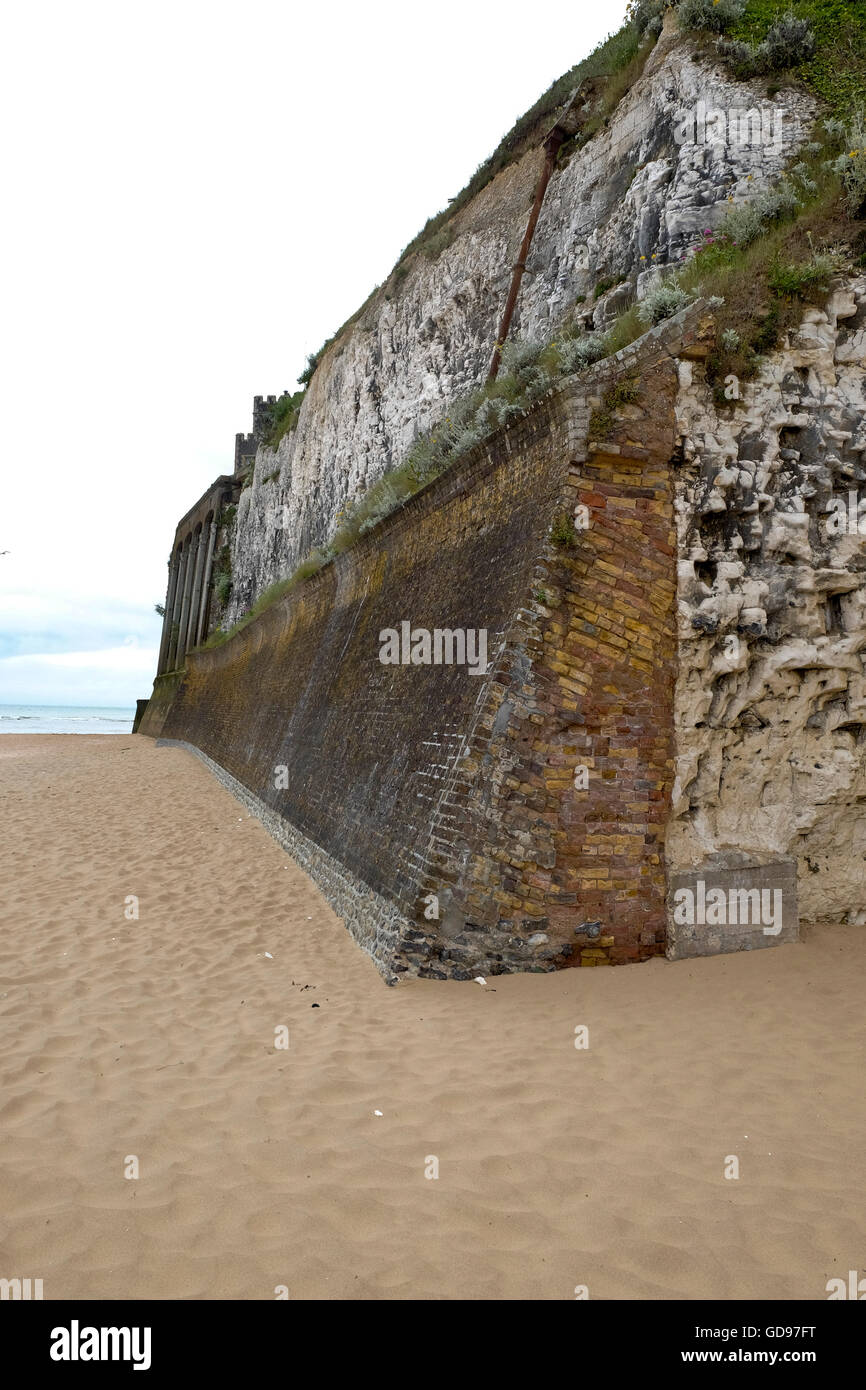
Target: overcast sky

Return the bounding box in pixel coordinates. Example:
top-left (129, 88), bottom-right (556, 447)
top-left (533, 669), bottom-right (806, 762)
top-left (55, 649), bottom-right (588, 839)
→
top-left (0, 0), bottom-right (629, 707)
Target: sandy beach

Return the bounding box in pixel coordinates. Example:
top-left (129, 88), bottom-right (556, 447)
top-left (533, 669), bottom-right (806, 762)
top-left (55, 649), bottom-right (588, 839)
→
top-left (0, 733), bottom-right (863, 1300)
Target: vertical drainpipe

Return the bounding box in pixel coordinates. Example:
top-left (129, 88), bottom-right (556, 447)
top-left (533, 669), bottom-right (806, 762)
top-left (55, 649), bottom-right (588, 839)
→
top-left (487, 124), bottom-right (567, 382)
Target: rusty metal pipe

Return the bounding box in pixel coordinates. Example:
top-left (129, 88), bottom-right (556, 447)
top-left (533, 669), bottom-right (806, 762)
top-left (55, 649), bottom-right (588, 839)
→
top-left (487, 127), bottom-right (566, 382)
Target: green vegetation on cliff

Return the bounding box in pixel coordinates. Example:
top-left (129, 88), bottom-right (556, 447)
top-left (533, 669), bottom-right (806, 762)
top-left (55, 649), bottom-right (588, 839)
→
top-left (726, 1), bottom-right (866, 117)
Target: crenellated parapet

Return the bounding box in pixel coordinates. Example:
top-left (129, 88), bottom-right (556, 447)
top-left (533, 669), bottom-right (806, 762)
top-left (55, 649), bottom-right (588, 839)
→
top-left (234, 393), bottom-right (296, 477)
top-left (234, 432), bottom-right (255, 477)
top-left (161, 387), bottom-right (298, 666)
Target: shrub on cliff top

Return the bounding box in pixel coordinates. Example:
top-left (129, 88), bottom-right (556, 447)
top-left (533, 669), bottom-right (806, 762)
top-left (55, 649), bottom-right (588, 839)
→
top-left (719, 10), bottom-right (815, 75)
top-left (677, 0), bottom-right (745, 34)
top-left (637, 280), bottom-right (694, 325)
top-left (297, 353), bottom-right (319, 387)
top-left (761, 10), bottom-right (815, 66)
top-left (829, 112), bottom-right (866, 217)
top-left (627, 0), bottom-right (666, 39)
top-left (420, 223), bottom-right (456, 261)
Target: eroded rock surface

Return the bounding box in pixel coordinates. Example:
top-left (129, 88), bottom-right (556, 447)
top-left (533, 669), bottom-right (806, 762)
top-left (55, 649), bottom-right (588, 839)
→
top-left (671, 278), bottom-right (866, 926)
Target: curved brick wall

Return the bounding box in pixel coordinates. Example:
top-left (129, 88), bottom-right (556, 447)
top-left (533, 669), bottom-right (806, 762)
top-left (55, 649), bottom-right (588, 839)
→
top-left (140, 313), bottom-right (700, 979)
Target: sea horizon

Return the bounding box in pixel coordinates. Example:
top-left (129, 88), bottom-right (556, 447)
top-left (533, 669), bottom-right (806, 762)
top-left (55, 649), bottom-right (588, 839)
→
top-left (0, 702), bottom-right (135, 734)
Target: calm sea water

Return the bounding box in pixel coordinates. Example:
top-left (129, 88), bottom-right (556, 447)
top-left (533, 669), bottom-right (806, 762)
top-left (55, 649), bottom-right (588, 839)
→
top-left (0, 704), bottom-right (135, 735)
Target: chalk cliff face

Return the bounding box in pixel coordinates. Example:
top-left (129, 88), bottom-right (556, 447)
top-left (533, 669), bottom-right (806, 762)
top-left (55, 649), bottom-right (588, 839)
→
top-left (671, 277), bottom-right (866, 926)
top-left (225, 24), bottom-right (816, 623)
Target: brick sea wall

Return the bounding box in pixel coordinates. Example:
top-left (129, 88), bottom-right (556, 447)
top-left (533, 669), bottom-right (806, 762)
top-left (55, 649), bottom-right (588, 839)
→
top-left (140, 310), bottom-right (706, 977)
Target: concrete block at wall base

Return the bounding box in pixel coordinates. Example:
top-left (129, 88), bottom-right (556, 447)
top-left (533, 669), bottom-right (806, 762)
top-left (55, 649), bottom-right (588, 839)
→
top-left (131, 698), bottom-right (150, 734)
top-left (666, 857), bottom-right (798, 960)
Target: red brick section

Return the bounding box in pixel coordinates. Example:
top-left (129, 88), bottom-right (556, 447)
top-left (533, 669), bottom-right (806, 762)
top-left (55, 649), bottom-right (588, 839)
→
top-left (548, 363), bottom-right (679, 964)
top-left (427, 352), bottom-right (682, 969)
